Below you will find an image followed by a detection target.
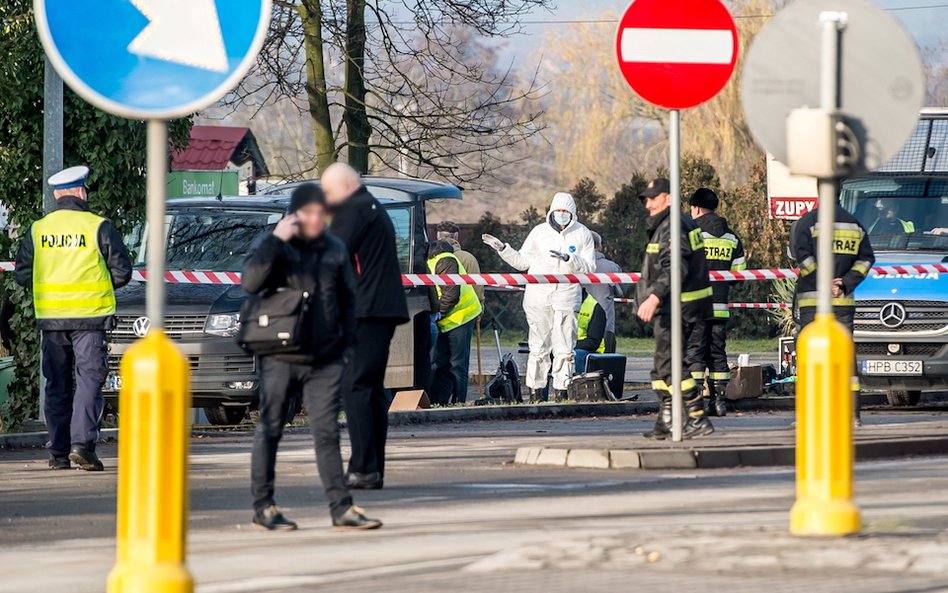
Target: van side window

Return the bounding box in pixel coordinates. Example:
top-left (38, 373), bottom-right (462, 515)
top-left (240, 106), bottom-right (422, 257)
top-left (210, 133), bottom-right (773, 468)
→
top-left (386, 205), bottom-right (412, 273)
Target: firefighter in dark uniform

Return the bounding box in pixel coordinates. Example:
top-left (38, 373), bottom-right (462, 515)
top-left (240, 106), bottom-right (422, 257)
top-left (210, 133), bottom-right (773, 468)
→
top-left (15, 166), bottom-right (132, 471)
top-left (689, 188), bottom-right (746, 417)
top-left (791, 202), bottom-right (874, 423)
top-left (636, 179), bottom-right (715, 440)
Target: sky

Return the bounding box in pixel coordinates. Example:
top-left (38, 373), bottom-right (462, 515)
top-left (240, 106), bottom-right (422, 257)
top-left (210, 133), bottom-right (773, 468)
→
top-left (503, 0), bottom-right (946, 57)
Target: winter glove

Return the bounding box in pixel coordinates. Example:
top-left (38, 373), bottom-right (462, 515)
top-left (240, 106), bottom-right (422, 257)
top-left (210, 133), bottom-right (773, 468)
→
top-left (549, 250), bottom-right (570, 262)
top-left (482, 234), bottom-right (505, 252)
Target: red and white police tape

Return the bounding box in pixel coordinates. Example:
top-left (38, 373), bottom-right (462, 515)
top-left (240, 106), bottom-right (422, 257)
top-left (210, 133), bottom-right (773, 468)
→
top-left (0, 262), bottom-right (945, 286)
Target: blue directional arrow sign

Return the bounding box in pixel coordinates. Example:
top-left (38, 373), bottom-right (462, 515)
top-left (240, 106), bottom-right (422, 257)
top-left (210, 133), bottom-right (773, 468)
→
top-left (35, 0), bottom-right (272, 120)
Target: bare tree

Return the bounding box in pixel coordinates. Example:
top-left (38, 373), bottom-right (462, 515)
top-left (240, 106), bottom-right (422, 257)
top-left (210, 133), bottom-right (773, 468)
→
top-left (226, 0), bottom-right (551, 186)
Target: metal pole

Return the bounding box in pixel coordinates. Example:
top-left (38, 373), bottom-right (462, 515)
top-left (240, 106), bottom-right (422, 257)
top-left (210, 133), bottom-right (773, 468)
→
top-left (669, 109), bottom-right (683, 443)
top-left (39, 58), bottom-right (63, 422)
top-left (817, 12), bottom-right (846, 316)
top-left (42, 58), bottom-right (63, 214)
top-left (146, 120), bottom-right (168, 329)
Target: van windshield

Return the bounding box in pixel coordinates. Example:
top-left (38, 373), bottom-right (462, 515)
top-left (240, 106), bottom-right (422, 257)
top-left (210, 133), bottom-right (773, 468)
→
top-left (129, 208), bottom-right (284, 272)
top-left (839, 176), bottom-right (948, 251)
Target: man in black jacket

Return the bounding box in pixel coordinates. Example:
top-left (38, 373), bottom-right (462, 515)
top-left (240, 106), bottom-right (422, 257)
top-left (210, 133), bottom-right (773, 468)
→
top-left (242, 183), bottom-right (381, 532)
top-left (323, 163), bottom-right (410, 490)
top-left (636, 178), bottom-right (714, 440)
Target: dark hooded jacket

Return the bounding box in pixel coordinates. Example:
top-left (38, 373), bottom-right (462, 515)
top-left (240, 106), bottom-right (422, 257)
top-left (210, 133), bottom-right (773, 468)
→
top-left (694, 211), bottom-right (746, 320)
top-left (636, 208), bottom-right (712, 323)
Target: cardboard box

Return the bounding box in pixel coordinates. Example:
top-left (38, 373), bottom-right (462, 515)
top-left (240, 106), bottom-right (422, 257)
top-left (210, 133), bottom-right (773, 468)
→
top-left (726, 365), bottom-right (763, 400)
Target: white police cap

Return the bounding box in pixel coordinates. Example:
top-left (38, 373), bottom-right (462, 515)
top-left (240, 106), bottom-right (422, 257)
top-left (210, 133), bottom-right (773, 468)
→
top-left (48, 165), bottom-right (90, 190)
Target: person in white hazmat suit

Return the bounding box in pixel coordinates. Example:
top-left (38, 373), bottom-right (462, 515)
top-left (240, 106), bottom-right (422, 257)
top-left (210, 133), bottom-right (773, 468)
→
top-left (482, 192), bottom-right (596, 402)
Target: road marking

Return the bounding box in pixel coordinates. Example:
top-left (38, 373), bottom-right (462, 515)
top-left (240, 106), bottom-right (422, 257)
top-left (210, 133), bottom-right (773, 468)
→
top-left (619, 28), bottom-right (734, 64)
top-left (128, 0), bottom-right (229, 72)
top-left (198, 556), bottom-right (482, 593)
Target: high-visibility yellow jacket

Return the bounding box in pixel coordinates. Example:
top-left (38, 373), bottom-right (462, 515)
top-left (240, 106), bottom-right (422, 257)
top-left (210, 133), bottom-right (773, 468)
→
top-left (427, 252), bottom-right (482, 333)
top-left (576, 294), bottom-right (605, 353)
top-left (15, 197), bottom-right (132, 330)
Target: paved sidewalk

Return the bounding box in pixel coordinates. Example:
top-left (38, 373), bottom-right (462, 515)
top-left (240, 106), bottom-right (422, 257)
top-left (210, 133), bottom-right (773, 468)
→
top-left (515, 413), bottom-right (948, 469)
top-left (3, 413), bottom-right (948, 593)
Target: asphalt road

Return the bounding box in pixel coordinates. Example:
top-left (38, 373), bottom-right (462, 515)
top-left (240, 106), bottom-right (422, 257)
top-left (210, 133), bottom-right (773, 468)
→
top-left (3, 413), bottom-right (948, 593)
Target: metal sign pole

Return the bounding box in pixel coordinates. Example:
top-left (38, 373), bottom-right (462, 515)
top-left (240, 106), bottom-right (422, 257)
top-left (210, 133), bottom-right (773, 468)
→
top-left (817, 12), bottom-right (846, 316)
top-left (669, 109), bottom-right (683, 443)
top-left (146, 120), bottom-right (167, 329)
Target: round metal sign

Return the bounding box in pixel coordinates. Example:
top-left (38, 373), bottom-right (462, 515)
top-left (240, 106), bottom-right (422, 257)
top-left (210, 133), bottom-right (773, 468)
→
top-left (742, 0), bottom-right (925, 171)
top-left (615, 0), bottom-right (738, 110)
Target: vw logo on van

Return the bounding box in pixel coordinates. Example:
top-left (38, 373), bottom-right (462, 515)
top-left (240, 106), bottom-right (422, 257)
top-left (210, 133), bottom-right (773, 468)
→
top-left (879, 302), bottom-right (907, 329)
top-left (132, 316), bottom-right (152, 338)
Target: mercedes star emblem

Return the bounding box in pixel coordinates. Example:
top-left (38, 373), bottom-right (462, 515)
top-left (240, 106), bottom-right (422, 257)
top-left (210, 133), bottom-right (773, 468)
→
top-left (879, 302), bottom-right (907, 329)
top-left (132, 316), bottom-right (152, 338)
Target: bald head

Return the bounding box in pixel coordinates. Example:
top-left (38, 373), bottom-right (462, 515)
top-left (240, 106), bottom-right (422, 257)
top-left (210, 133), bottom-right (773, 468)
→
top-left (321, 162), bottom-right (363, 206)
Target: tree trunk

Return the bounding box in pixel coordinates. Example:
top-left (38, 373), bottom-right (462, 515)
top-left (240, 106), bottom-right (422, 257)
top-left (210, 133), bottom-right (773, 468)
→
top-left (299, 0), bottom-right (335, 173)
top-left (343, 0), bottom-right (371, 173)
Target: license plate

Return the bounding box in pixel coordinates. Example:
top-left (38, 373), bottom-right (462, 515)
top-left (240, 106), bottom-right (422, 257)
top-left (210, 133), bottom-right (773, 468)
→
top-left (105, 372), bottom-right (123, 391)
top-left (861, 359), bottom-right (923, 376)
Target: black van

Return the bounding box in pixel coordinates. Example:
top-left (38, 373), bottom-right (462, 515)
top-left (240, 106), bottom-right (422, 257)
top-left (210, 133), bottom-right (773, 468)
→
top-left (105, 177), bottom-right (461, 424)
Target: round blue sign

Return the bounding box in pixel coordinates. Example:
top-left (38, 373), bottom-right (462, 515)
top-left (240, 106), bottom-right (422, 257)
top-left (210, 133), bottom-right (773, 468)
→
top-left (35, 0), bottom-right (271, 120)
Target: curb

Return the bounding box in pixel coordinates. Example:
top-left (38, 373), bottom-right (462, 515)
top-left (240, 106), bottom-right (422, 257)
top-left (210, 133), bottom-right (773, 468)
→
top-left (0, 428), bottom-right (118, 450)
top-left (387, 401), bottom-right (658, 426)
top-left (514, 436), bottom-right (948, 471)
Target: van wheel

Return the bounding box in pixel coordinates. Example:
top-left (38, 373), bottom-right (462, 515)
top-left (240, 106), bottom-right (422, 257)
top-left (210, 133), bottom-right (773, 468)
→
top-left (885, 390), bottom-right (922, 407)
top-left (205, 405), bottom-right (248, 425)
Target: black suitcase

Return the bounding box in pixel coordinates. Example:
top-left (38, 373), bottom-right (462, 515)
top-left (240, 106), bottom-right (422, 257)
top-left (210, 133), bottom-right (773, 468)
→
top-left (585, 354), bottom-right (627, 400)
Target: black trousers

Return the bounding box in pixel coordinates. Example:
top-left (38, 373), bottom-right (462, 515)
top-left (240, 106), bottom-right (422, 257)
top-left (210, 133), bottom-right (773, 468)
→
top-left (344, 319), bottom-right (397, 477)
top-left (797, 306), bottom-right (858, 389)
top-left (651, 314), bottom-right (703, 397)
top-left (41, 330), bottom-right (107, 456)
top-left (702, 320), bottom-right (730, 382)
top-left (798, 306), bottom-right (855, 332)
top-left (251, 356), bottom-right (352, 520)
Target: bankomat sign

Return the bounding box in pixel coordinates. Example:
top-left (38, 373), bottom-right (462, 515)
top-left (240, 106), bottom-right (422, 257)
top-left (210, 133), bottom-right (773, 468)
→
top-left (767, 153), bottom-right (818, 220)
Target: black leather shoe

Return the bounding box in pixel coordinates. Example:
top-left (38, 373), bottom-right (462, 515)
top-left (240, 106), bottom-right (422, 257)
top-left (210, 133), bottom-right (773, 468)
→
top-left (332, 505), bottom-right (382, 531)
top-left (346, 472), bottom-right (383, 490)
top-left (68, 445), bottom-right (104, 471)
top-left (48, 455), bottom-right (70, 470)
top-left (252, 505), bottom-right (298, 531)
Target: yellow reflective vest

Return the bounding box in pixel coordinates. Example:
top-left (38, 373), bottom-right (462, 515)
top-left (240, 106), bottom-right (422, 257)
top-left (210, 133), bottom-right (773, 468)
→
top-left (31, 209), bottom-right (116, 320)
top-left (576, 295), bottom-right (605, 353)
top-left (427, 252), bottom-right (482, 332)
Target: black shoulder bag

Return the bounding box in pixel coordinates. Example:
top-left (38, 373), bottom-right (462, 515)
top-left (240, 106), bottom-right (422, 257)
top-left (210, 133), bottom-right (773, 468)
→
top-left (237, 288), bottom-right (310, 356)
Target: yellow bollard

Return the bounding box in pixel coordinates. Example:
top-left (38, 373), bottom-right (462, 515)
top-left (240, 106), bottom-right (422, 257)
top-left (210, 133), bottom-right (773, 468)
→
top-left (108, 330), bottom-right (194, 593)
top-left (790, 313), bottom-right (861, 536)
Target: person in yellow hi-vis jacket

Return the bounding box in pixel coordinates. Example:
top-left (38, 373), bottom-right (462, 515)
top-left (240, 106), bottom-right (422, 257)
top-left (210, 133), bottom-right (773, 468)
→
top-left (15, 166), bottom-right (132, 471)
top-left (427, 241), bottom-right (483, 405)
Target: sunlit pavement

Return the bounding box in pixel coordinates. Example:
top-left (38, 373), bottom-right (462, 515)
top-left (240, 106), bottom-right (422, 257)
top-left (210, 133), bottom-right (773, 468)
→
top-left (3, 413), bottom-right (948, 593)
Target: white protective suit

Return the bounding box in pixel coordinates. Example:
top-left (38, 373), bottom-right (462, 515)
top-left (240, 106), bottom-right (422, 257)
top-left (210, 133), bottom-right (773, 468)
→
top-left (498, 193), bottom-right (596, 391)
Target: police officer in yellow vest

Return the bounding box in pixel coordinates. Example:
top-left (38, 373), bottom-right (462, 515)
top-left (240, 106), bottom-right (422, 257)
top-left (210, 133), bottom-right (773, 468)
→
top-left (575, 294), bottom-right (606, 372)
top-left (427, 241), bottom-right (482, 405)
top-left (15, 166), bottom-right (132, 471)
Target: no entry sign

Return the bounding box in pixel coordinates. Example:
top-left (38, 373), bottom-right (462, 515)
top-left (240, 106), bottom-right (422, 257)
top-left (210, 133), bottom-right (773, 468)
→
top-left (615, 0), bottom-right (739, 109)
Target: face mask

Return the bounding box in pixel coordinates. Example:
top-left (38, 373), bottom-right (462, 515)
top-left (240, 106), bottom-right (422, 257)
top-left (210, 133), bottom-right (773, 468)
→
top-left (553, 212), bottom-right (572, 226)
